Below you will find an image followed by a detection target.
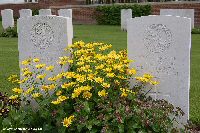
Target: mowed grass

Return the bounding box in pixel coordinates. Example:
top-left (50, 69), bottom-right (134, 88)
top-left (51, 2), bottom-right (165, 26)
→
top-left (0, 24), bottom-right (199, 124)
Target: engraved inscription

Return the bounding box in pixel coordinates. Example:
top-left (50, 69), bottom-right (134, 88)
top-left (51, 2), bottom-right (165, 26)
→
top-left (155, 56), bottom-right (176, 75)
top-left (144, 24), bottom-right (172, 53)
top-left (30, 23), bottom-right (54, 49)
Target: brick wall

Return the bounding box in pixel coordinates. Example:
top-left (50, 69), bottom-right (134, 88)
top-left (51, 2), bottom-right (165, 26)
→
top-left (151, 2), bottom-right (200, 27)
top-left (51, 6), bottom-right (97, 24)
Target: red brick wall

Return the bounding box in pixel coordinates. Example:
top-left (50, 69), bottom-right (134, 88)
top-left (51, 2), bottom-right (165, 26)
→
top-left (151, 2), bottom-right (200, 27)
top-left (52, 6), bottom-right (97, 24)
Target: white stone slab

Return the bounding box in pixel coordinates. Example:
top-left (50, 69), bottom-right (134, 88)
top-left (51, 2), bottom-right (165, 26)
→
top-left (121, 9), bottom-right (132, 31)
top-left (127, 15), bottom-right (191, 123)
top-left (18, 16), bottom-right (72, 87)
top-left (1, 9), bottom-right (14, 29)
top-left (39, 9), bottom-right (52, 16)
top-left (58, 9), bottom-right (73, 40)
top-left (160, 9), bottom-right (194, 28)
top-left (19, 9), bottom-right (32, 18)
top-left (58, 9), bottom-right (72, 18)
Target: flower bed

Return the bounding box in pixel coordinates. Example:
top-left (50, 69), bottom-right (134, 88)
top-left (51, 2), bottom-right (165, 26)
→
top-left (1, 41), bottom-right (187, 132)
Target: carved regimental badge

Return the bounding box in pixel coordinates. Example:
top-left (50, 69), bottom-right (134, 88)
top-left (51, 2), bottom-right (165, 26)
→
top-left (144, 24), bottom-right (172, 54)
top-left (30, 23), bottom-right (55, 49)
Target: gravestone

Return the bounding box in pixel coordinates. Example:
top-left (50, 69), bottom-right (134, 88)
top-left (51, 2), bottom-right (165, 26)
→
top-left (1, 9), bottom-right (14, 29)
top-left (121, 9), bottom-right (132, 31)
top-left (58, 9), bottom-right (72, 18)
top-left (160, 9), bottom-right (194, 28)
top-left (127, 15), bottom-right (191, 123)
top-left (58, 9), bottom-right (73, 40)
top-left (19, 9), bottom-right (32, 18)
top-left (39, 9), bottom-right (52, 16)
top-left (18, 16), bottom-right (72, 88)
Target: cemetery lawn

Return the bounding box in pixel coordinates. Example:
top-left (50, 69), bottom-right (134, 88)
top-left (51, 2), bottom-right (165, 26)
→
top-left (0, 24), bottom-right (200, 124)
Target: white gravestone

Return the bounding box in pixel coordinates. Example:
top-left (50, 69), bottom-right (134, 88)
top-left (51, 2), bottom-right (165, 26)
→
top-left (127, 15), bottom-right (191, 123)
top-left (18, 16), bottom-right (72, 88)
top-left (1, 9), bottom-right (14, 29)
top-left (121, 9), bottom-right (132, 31)
top-left (160, 9), bottom-right (194, 28)
top-left (39, 9), bottom-right (52, 16)
top-left (58, 9), bottom-right (73, 40)
top-left (19, 9), bottom-right (32, 18)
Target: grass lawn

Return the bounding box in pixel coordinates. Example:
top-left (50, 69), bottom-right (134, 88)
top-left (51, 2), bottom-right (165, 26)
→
top-left (0, 24), bottom-right (199, 124)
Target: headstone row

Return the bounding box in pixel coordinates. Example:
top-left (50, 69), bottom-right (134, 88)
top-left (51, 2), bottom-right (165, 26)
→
top-left (1, 9), bottom-right (73, 30)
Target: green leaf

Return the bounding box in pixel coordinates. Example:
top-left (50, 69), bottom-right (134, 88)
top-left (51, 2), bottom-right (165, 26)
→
top-left (118, 124), bottom-right (124, 133)
top-left (83, 101), bottom-right (90, 114)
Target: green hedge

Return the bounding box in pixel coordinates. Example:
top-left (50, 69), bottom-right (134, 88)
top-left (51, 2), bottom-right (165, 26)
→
top-left (192, 27), bottom-right (200, 34)
top-left (95, 4), bottom-right (152, 25)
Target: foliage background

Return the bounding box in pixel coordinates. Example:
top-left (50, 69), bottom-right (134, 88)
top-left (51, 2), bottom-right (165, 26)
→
top-left (95, 4), bottom-right (152, 25)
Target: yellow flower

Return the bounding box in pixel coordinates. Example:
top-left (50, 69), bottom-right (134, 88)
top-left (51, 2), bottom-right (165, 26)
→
top-left (56, 91), bottom-right (62, 96)
top-left (127, 68), bottom-right (137, 75)
top-left (87, 74), bottom-right (95, 81)
top-left (103, 67), bottom-right (112, 73)
top-left (36, 74), bottom-right (46, 80)
top-left (102, 83), bottom-right (110, 88)
top-left (21, 59), bottom-right (31, 65)
top-left (49, 84), bottom-right (56, 90)
top-left (41, 85), bottom-right (49, 91)
top-left (143, 74), bottom-right (153, 80)
top-left (35, 64), bottom-right (46, 69)
top-left (32, 93), bottom-right (42, 98)
top-left (62, 115), bottom-right (75, 127)
top-left (33, 58), bottom-right (40, 63)
top-left (22, 70), bottom-right (32, 77)
top-left (75, 74), bottom-right (86, 83)
top-left (51, 100), bottom-right (61, 105)
top-left (58, 60), bottom-right (67, 66)
top-left (12, 88), bottom-right (23, 94)
top-left (24, 87), bottom-right (34, 95)
top-left (63, 72), bottom-right (75, 79)
top-left (48, 76), bottom-right (58, 82)
top-left (94, 77), bottom-right (104, 84)
top-left (9, 95), bottom-right (18, 100)
top-left (77, 61), bottom-right (84, 66)
top-left (82, 91), bottom-right (92, 100)
top-left (135, 77), bottom-right (149, 82)
top-left (95, 64), bottom-right (104, 70)
top-left (121, 92), bottom-right (128, 97)
top-left (46, 65), bottom-right (54, 71)
top-left (114, 80), bottom-right (120, 85)
top-left (61, 82), bottom-right (75, 89)
top-left (98, 89), bottom-right (108, 97)
top-left (150, 80), bottom-right (159, 85)
top-left (106, 73), bottom-right (115, 78)
top-left (18, 78), bottom-right (28, 84)
top-left (8, 74), bottom-right (18, 82)
top-left (68, 60), bottom-right (73, 64)
top-left (58, 95), bottom-right (69, 102)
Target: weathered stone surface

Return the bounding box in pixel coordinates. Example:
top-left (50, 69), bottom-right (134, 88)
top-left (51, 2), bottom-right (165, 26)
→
top-left (1, 9), bottom-right (14, 29)
top-left (121, 9), bottom-right (132, 31)
top-left (18, 16), bottom-right (72, 87)
top-left (160, 9), bottom-right (194, 28)
top-left (58, 9), bottom-right (73, 40)
top-left (127, 15), bottom-right (191, 123)
top-left (58, 9), bottom-right (72, 18)
top-left (19, 9), bottom-right (32, 18)
top-left (39, 9), bottom-right (52, 16)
